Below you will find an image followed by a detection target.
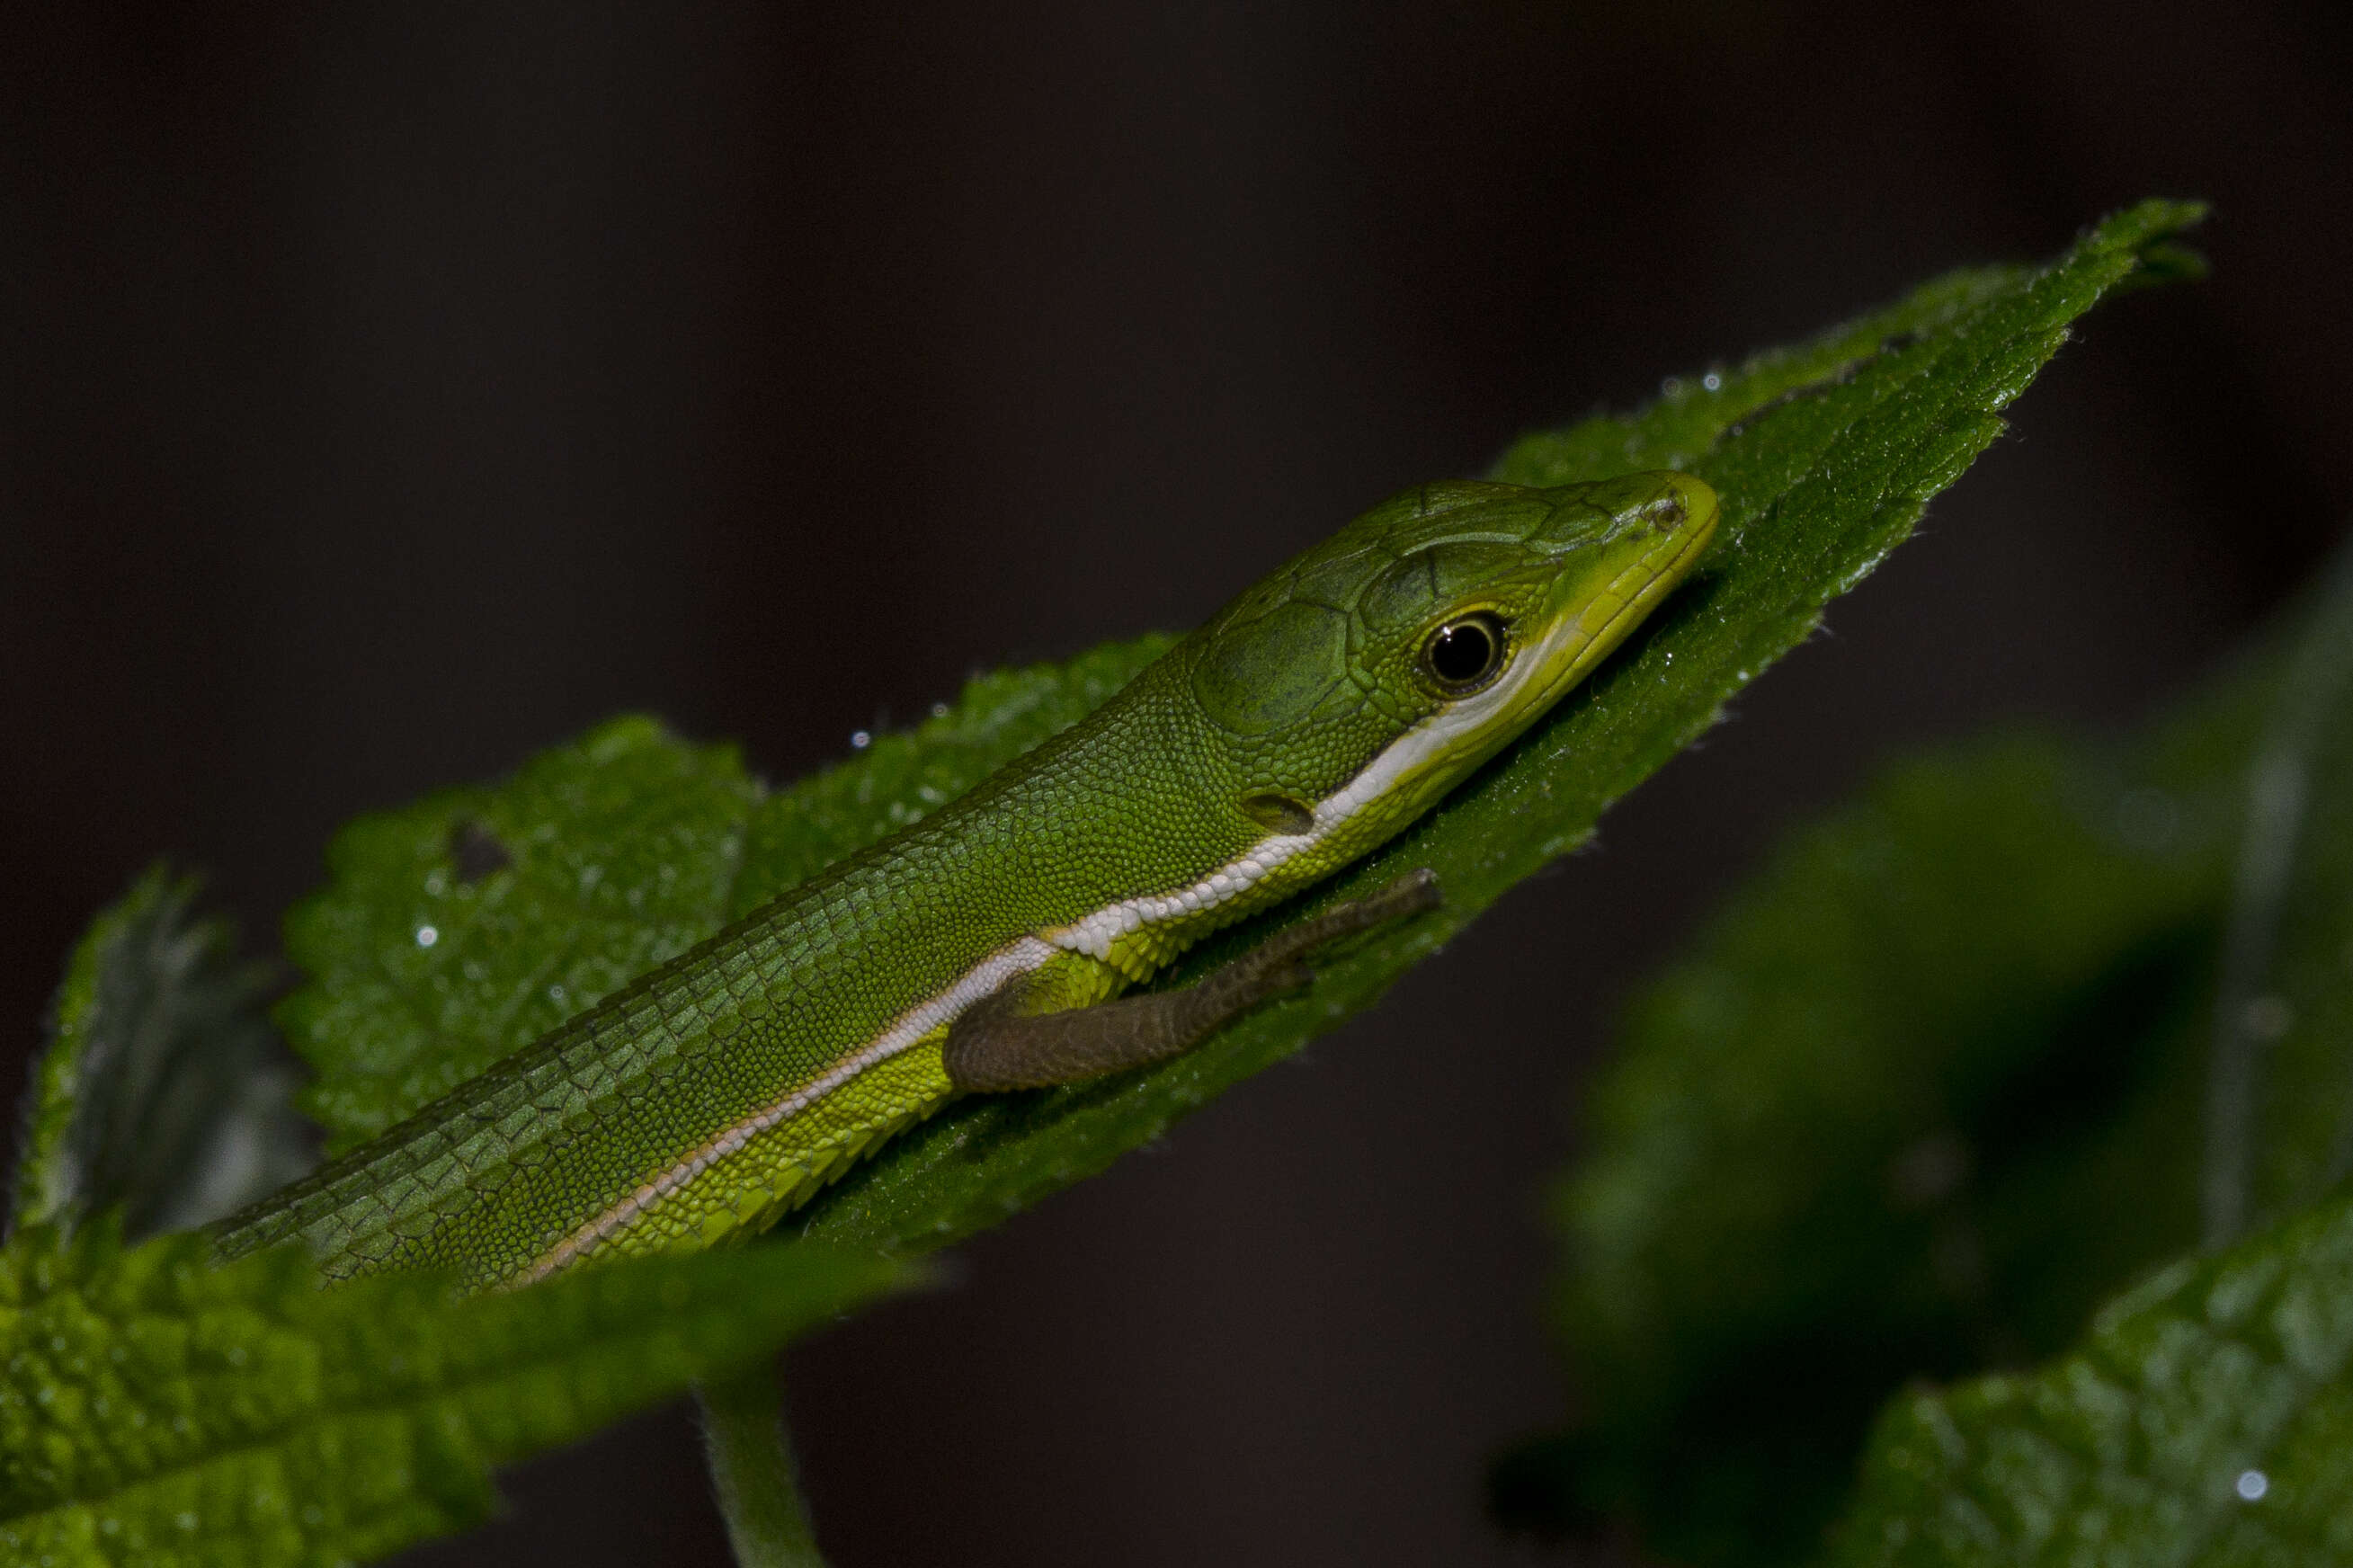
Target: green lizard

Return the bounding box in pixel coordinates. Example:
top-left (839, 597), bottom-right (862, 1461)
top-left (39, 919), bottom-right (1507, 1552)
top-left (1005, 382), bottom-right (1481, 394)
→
top-left (217, 472), bottom-right (1718, 1289)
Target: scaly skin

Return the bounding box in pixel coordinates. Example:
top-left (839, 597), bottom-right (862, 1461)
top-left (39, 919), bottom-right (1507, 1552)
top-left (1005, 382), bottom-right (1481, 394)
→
top-left (216, 473), bottom-right (1718, 1287)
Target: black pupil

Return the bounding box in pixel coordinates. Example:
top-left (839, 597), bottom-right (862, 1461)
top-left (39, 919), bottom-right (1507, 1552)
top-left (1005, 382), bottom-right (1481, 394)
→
top-left (1430, 619), bottom-right (1498, 685)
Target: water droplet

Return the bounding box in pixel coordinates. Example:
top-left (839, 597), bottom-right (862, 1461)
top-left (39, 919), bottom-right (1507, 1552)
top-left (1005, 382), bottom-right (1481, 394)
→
top-left (931, 701), bottom-right (950, 718)
top-left (1702, 371), bottom-right (1723, 392)
top-left (548, 984), bottom-right (568, 1003)
top-left (414, 925), bottom-right (439, 949)
top-left (851, 730), bottom-right (872, 750)
top-left (1661, 376), bottom-right (1686, 397)
top-left (2236, 1468), bottom-right (2268, 1501)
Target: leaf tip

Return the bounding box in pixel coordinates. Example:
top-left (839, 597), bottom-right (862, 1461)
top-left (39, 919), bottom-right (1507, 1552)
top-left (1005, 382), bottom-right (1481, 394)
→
top-left (2088, 197), bottom-right (2212, 290)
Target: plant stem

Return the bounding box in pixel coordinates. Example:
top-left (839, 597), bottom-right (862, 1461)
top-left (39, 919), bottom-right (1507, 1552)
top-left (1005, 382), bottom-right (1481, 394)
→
top-left (698, 1359), bottom-right (827, 1568)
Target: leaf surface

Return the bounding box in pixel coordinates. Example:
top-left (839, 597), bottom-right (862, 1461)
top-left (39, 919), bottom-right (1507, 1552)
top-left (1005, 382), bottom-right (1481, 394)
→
top-left (1828, 1186), bottom-right (2353, 1568)
top-left (0, 1225), bottom-right (907, 1567)
top-left (1518, 714), bottom-right (2250, 1564)
top-left (2205, 544), bottom-right (2353, 1244)
top-left (1516, 528), bottom-right (2353, 1564)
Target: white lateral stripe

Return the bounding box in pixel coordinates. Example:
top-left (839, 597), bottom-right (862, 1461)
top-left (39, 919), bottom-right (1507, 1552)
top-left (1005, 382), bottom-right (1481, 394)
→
top-left (522, 932), bottom-right (1059, 1283)
top-left (1051, 590), bottom-right (1595, 960)
top-left (527, 555), bottom-right (1658, 1282)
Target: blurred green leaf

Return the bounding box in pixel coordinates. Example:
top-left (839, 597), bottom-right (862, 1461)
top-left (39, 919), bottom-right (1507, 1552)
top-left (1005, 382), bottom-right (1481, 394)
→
top-left (13, 870), bottom-right (312, 1241)
top-left (2206, 544), bottom-right (2353, 1247)
top-left (1518, 527), bottom-right (2353, 1565)
top-left (265, 201), bottom-right (2205, 1261)
top-left (1517, 712), bottom-right (2249, 1563)
top-left (0, 1224), bottom-right (909, 1567)
top-left (1827, 1183), bottom-right (2353, 1567)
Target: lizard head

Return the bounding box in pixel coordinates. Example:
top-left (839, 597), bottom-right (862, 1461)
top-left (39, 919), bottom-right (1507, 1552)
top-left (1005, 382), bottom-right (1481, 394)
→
top-left (1185, 471), bottom-right (1718, 848)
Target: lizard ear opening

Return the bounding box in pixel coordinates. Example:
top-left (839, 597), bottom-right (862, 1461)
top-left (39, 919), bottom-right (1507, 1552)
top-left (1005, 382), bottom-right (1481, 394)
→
top-left (1239, 792), bottom-right (1315, 835)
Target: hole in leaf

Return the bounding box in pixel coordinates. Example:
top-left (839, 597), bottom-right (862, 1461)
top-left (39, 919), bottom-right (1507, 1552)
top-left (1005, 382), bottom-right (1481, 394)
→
top-left (449, 820), bottom-right (513, 884)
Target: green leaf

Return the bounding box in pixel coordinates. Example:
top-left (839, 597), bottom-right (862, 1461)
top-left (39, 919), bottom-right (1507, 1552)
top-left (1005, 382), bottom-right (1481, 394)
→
top-left (1825, 1184), bottom-right (2353, 1567)
top-left (270, 201), bottom-right (2205, 1259)
top-left (282, 643), bottom-right (1173, 1154)
top-left (1512, 530), bottom-right (2353, 1565)
top-left (2205, 544), bottom-right (2353, 1247)
top-left (282, 717), bottom-right (764, 1152)
top-left (1518, 709), bottom-right (2251, 1564)
top-left (0, 1225), bottom-right (910, 1567)
top-left (13, 871), bottom-right (312, 1241)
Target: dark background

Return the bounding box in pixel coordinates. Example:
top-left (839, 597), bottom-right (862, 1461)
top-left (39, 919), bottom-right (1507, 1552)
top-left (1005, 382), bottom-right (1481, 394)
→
top-left (4, 4), bottom-right (2348, 1564)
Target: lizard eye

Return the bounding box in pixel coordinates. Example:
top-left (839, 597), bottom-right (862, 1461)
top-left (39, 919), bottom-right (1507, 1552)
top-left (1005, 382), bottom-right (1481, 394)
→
top-left (1422, 613), bottom-right (1508, 695)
